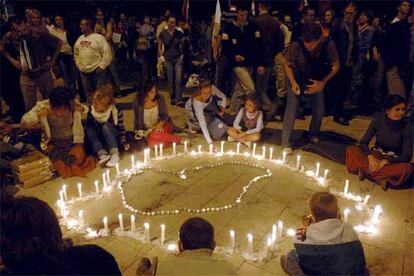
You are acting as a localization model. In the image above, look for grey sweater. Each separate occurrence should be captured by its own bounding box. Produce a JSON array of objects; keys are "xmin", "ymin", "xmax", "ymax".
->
[{"xmin": 133, "ymin": 94, "xmax": 170, "ymax": 130}]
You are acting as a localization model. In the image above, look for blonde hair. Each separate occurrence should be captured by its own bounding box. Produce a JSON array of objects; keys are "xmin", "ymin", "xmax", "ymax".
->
[
  {"xmin": 309, "ymin": 192, "xmax": 339, "ymax": 221},
  {"xmin": 92, "ymin": 84, "xmax": 115, "ymax": 107}
]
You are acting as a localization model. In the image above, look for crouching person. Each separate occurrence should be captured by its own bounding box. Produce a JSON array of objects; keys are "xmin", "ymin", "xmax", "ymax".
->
[
  {"xmin": 280, "ymin": 192, "xmax": 366, "ymax": 275},
  {"xmin": 21, "ymin": 87, "xmax": 95, "ymax": 178}
]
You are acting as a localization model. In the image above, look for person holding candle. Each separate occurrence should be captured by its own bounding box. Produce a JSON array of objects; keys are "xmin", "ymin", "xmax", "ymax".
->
[
  {"xmin": 133, "ymin": 80, "xmax": 188, "ymax": 148},
  {"xmin": 345, "ymin": 95, "xmax": 413, "ymax": 190},
  {"xmin": 227, "ymin": 95, "xmax": 264, "ymax": 148},
  {"xmin": 280, "ymin": 192, "xmax": 366, "ymax": 275},
  {"xmin": 185, "ymin": 79, "xmax": 229, "ymax": 145},
  {"xmin": 1, "ymin": 195, "xmax": 121, "ymax": 275},
  {"xmin": 136, "ymin": 217, "xmax": 236, "ymax": 275},
  {"xmin": 21, "ymin": 87, "xmax": 95, "ymax": 178},
  {"xmin": 85, "ymin": 84, "xmax": 129, "ymax": 168}
]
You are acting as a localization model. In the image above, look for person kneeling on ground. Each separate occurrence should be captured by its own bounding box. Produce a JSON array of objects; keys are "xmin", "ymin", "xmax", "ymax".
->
[
  {"xmin": 86, "ymin": 84, "xmax": 130, "ymax": 167},
  {"xmin": 0, "ymin": 194, "xmax": 121, "ymax": 275},
  {"xmin": 185, "ymin": 79, "xmax": 229, "ymax": 145},
  {"xmin": 136, "ymin": 217, "xmax": 236, "ymax": 275},
  {"xmin": 21, "ymin": 87, "xmax": 95, "ymax": 178},
  {"xmin": 280, "ymin": 192, "xmax": 366, "ymax": 275},
  {"xmin": 346, "ymin": 95, "xmax": 413, "ymax": 191},
  {"xmin": 227, "ymin": 95, "xmax": 264, "ymax": 147},
  {"xmin": 133, "ymin": 80, "xmax": 188, "ymax": 148}
]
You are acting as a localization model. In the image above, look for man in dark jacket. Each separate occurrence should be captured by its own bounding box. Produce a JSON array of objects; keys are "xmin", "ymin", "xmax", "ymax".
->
[{"xmin": 221, "ymin": 4, "xmax": 265, "ymax": 114}]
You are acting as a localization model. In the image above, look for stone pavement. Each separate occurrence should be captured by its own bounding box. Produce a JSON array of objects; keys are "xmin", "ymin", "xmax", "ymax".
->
[{"xmin": 16, "ymin": 90, "xmax": 413, "ymax": 275}]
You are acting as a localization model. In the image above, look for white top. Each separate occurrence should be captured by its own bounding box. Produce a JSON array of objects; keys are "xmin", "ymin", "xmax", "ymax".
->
[
  {"xmin": 49, "ymin": 27, "xmax": 72, "ymax": 55},
  {"xmin": 233, "ymin": 108, "xmax": 263, "ymax": 134},
  {"xmin": 143, "ymin": 105, "xmax": 159, "ymax": 129},
  {"xmin": 280, "ymin": 24, "xmax": 292, "ymax": 48},
  {"xmin": 74, "ymin": 33, "xmax": 112, "ymax": 73}
]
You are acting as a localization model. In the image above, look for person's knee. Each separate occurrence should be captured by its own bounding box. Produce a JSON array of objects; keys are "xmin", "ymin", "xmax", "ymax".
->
[
  {"xmin": 101, "ymin": 123, "xmax": 115, "ymax": 134},
  {"xmin": 70, "ymin": 144, "xmax": 86, "ymax": 162},
  {"xmin": 399, "ymin": 163, "xmax": 413, "ymax": 176}
]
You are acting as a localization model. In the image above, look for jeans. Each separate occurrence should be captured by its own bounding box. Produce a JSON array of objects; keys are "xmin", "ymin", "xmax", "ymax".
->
[
  {"xmin": 58, "ymin": 53, "xmax": 77, "ymax": 92},
  {"xmin": 230, "ymin": 67, "xmax": 255, "ymax": 114},
  {"xmin": 20, "ymin": 70, "xmax": 54, "ymax": 111},
  {"xmin": 164, "ymin": 56, "xmax": 183, "ymax": 103},
  {"xmin": 86, "ymin": 122, "xmax": 119, "ymax": 156},
  {"xmin": 79, "ymin": 68, "xmax": 108, "ymax": 103},
  {"xmin": 282, "ymin": 83, "xmax": 325, "ymax": 147},
  {"xmin": 255, "ymin": 66, "xmax": 276, "ymax": 118}
]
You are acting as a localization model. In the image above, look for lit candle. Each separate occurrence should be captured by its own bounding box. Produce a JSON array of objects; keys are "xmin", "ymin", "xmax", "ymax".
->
[
  {"xmin": 323, "ymin": 169, "xmax": 329, "ymax": 181},
  {"xmin": 221, "ymin": 141, "xmax": 225, "ymax": 154},
  {"xmin": 106, "ymin": 170, "xmax": 110, "ymax": 185},
  {"xmin": 160, "ymin": 224, "xmax": 166, "ymax": 246},
  {"xmin": 315, "ymin": 162, "xmax": 320, "ymax": 178},
  {"xmin": 131, "ymin": 155, "xmax": 135, "ymax": 170},
  {"xmin": 344, "ymin": 180, "xmax": 349, "ymax": 195},
  {"xmin": 57, "ymin": 200, "xmax": 65, "ymax": 217},
  {"xmin": 277, "ymin": 220, "xmax": 283, "ymax": 238},
  {"xmin": 272, "ymin": 224, "xmax": 277, "ymax": 244},
  {"xmin": 230, "ymin": 230, "xmax": 235, "ymax": 252},
  {"xmin": 266, "ymin": 237, "xmax": 272, "ymax": 259},
  {"xmin": 252, "ymin": 143, "xmax": 256, "ymax": 157},
  {"xmin": 160, "ymin": 144, "xmax": 163, "ymax": 158},
  {"xmin": 262, "ymin": 146, "xmax": 266, "ymax": 159},
  {"xmin": 78, "ymin": 210, "xmax": 84, "ymax": 228},
  {"xmin": 116, "ymin": 163, "xmax": 120, "ymax": 176},
  {"xmin": 62, "ymin": 184, "xmax": 68, "ymax": 201},
  {"xmin": 130, "ymin": 215, "xmax": 136, "ymax": 232},
  {"xmin": 344, "ymin": 208, "xmax": 350, "ymax": 223},
  {"xmin": 184, "ymin": 141, "xmax": 188, "ymax": 153},
  {"xmin": 173, "ymin": 142, "xmax": 176, "ymax": 156},
  {"xmin": 296, "ymin": 155, "xmax": 301, "ymax": 170},
  {"xmin": 102, "ymin": 173, "xmax": 107, "ymax": 188},
  {"xmin": 77, "ymin": 183, "xmax": 83, "ymax": 198},
  {"xmin": 286, "ymin": 228, "xmax": 296, "ymax": 236},
  {"xmin": 144, "ymin": 222, "xmax": 150, "ymax": 242},
  {"xmin": 247, "ymin": 233, "xmax": 253, "ymax": 254},
  {"xmin": 372, "ymin": 205, "xmax": 383, "ymax": 224},
  {"xmin": 269, "ymin": 147, "xmax": 273, "ymax": 160},
  {"xmin": 59, "ymin": 190, "xmax": 64, "ymax": 203},
  {"xmin": 147, "ymin": 148, "xmax": 151, "ymax": 161},
  {"xmin": 237, "ymin": 142, "xmax": 241, "ymax": 154},
  {"xmin": 198, "ymin": 145, "xmax": 202, "ymax": 154},
  {"xmin": 103, "ymin": 216, "xmax": 109, "ymax": 232},
  {"xmin": 209, "ymin": 144, "xmax": 213, "ymax": 154},
  {"xmin": 144, "ymin": 149, "xmax": 148, "ymax": 164},
  {"xmin": 155, "ymin": 145, "xmax": 158, "ymax": 158},
  {"xmin": 118, "ymin": 213, "xmax": 124, "ymax": 232},
  {"xmin": 363, "ymin": 195, "xmax": 370, "ymax": 206},
  {"xmin": 94, "ymin": 180, "xmax": 99, "ymax": 194},
  {"xmin": 282, "ymin": 151, "xmax": 287, "ymax": 164}
]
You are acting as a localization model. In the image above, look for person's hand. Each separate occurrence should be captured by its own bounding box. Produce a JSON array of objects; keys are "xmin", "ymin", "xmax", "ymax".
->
[
  {"xmin": 296, "ymin": 227, "xmax": 307, "ymax": 242},
  {"xmin": 124, "ymin": 143, "xmax": 130, "ymax": 151},
  {"xmin": 368, "ymin": 154, "xmax": 381, "ymax": 173},
  {"xmin": 291, "ymin": 81, "xmax": 301, "ymax": 95},
  {"xmin": 153, "ymin": 124, "xmax": 165, "ymax": 134},
  {"xmin": 235, "ymin": 55, "xmax": 245, "ymax": 62},
  {"xmin": 257, "ymin": 66, "xmax": 265, "ymax": 75},
  {"xmin": 305, "ymin": 79, "xmax": 325, "ymax": 94}
]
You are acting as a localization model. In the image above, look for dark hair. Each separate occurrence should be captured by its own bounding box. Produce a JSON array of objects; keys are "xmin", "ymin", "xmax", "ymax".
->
[
  {"xmin": 137, "ymin": 80, "xmax": 158, "ymax": 105},
  {"xmin": 384, "ymin": 95, "xmax": 407, "ymax": 110},
  {"xmin": 236, "ymin": 1, "xmax": 250, "ymax": 12},
  {"xmin": 49, "ymin": 87, "xmax": 75, "ymax": 110},
  {"xmin": 303, "ymin": 6, "xmax": 316, "ymax": 16},
  {"xmin": 309, "ymin": 192, "xmax": 339, "ymax": 221},
  {"xmin": 359, "ymin": 10, "xmax": 373, "ymax": 24},
  {"xmin": 179, "ymin": 217, "xmax": 215, "ymax": 250},
  {"xmin": 301, "ymin": 22, "xmax": 322, "ymax": 42},
  {"xmin": 1, "ymin": 196, "xmax": 69, "ymax": 271},
  {"xmin": 80, "ymin": 15, "xmax": 95, "ymax": 27},
  {"xmin": 167, "ymin": 14, "xmax": 177, "ymax": 22}
]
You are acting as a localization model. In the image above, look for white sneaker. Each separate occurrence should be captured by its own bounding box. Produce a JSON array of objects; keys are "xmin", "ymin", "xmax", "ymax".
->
[
  {"xmin": 106, "ymin": 154, "xmax": 120, "ymax": 168},
  {"xmin": 98, "ymin": 154, "xmax": 111, "ymax": 164},
  {"xmin": 227, "ymin": 136, "xmax": 235, "ymax": 142},
  {"xmin": 282, "ymin": 147, "xmax": 293, "ymax": 155}
]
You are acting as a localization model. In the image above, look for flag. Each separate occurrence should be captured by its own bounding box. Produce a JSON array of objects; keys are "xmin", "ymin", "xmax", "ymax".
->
[
  {"xmin": 212, "ymin": 0, "xmax": 221, "ymax": 59},
  {"xmin": 251, "ymin": 0, "xmax": 255, "ymax": 16},
  {"xmin": 182, "ymin": 0, "xmax": 189, "ymax": 22}
]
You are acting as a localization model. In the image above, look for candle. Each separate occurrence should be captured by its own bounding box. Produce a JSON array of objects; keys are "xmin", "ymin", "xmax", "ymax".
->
[
  {"xmin": 236, "ymin": 142, "xmax": 241, "ymax": 154},
  {"xmin": 131, "ymin": 155, "xmax": 135, "ymax": 170},
  {"xmin": 59, "ymin": 190, "xmax": 64, "ymax": 203},
  {"xmin": 344, "ymin": 180, "xmax": 349, "ymax": 195},
  {"xmin": 116, "ymin": 163, "xmax": 120, "ymax": 176},
  {"xmin": 144, "ymin": 222, "xmax": 150, "ymax": 242},
  {"xmin": 277, "ymin": 220, "xmax": 283, "ymax": 238},
  {"xmin": 94, "ymin": 180, "xmax": 99, "ymax": 194},
  {"xmin": 147, "ymin": 148, "xmax": 151, "ymax": 161},
  {"xmin": 160, "ymin": 224, "xmax": 166, "ymax": 246},
  {"xmin": 315, "ymin": 162, "xmax": 320, "ymax": 178},
  {"xmin": 282, "ymin": 151, "xmax": 287, "ymax": 164},
  {"xmin": 160, "ymin": 144, "xmax": 163, "ymax": 158},
  {"xmin": 343, "ymin": 208, "xmax": 350, "ymax": 223},
  {"xmin": 62, "ymin": 184, "xmax": 68, "ymax": 200},
  {"xmin": 230, "ymin": 230, "xmax": 235, "ymax": 252},
  {"xmin": 118, "ymin": 213, "xmax": 124, "ymax": 232},
  {"xmin": 221, "ymin": 141, "xmax": 225, "ymax": 153},
  {"xmin": 266, "ymin": 237, "xmax": 272, "ymax": 259},
  {"xmin": 103, "ymin": 216, "xmax": 109, "ymax": 232},
  {"xmin": 252, "ymin": 143, "xmax": 256, "ymax": 157},
  {"xmin": 262, "ymin": 146, "xmax": 266, "ymax": 159},
  {"xmin": 323, "ymin": 169, "xmax": 329, "ymax": 181},
  {"xmin": 363, "ymin": 195, "xmax": 370, "ymax": 206},
  {"xmin": 106, "ymin": 170, "xmax": 110, "ymax": 185},
  {"xmin": 296, "ymin": 155, "xmax": 301, "ymax": 170},
  {"xmin": 130, "ymin": 215, "xmax": 136, "ymax": 232},
  {"xmin": 144, "ymin": 149, "xmax": 148, "ymax": 164},
  {"xmin": 269, "ymin": 147, "xmax": 273, "ymax": 160},
  {"xmin": 372, "ymin": 205, "xmax": 383, "ymax": 224},
  {"xmin": 57, "ymin": 200, "xmax": 65, "ymax": 217},
  {"xmin": 209, "ymin": 144, "xmax": 213, "ymax": 154},
  {"xmin": 286, "ymin": 228, "xmax": 296, "ymax": 236},
  {"xmin": 184, "ymin": 141, "xmax": 188, "ymax": 153},
  {"xmin": 272, "ymin": 224, "xmax": 277, "ymax": 244},
  {"xmin": 155, "ymin": 145, "xmax": 158, "ymax": 158},
  {"xmin": 173, "ymin": 142, "xmax": 176, "ymax": 156},
  {"xmin": 102, "ymin": 173, "xmax": 107, "ymax": 188},
  {"xmin": 247, "ymin": 233, "xmax": 253, "ymax": 254},
  {"xmin": 77, "ymin": 183, "xmax": 83, "ymax": 198},
  {"xmin": 78, "ymin": 210, "xmax": 84, "ymax": 228},
  {"xmin": 198, "ymin": 145, "xmax": 202, "ymax": 154}
]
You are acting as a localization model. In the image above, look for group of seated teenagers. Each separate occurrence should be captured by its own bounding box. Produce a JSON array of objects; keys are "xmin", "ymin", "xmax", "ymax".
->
[{"xmin": 1, "ymin": 191, "xmax": 367, "ymax": 275}]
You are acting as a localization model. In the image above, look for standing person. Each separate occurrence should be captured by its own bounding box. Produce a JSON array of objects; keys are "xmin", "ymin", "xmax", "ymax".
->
[
  {"xmin": 158, "ymin": 14, "xmax": 185, "ymax": 107},
  {"xmin": 49, "ymin": 14, "xmax": 77, "ymax": 92},
  {"xmin": 281, "ymin": 23, "xmax": 340, "ymax": 153},
  {"xmin": 126, "ymin": 16, "xmax": 137, "ymax": 65},
  {"xmin": 346, "ymin": 95, "xmax": 413, "ymax": 190},
  {"xmin": 1, "ymin": 17, "xmax": 61, "ymax": 111},
  {"xmin": 221, "ymin": 4, "xmax": 265, "ymax": 115},
  {"xmin": 291, "ymin": 7, "xmax": 316, "ymax": 42},
  {"xmin": 138, "ymin": 15, "xmax": 156, "ymax": 80},
  {"xmin": 254, "ymin": 0, "xmax": 283, "ymax": 121},
  {"xmin": 382, "ymin": 0, "xmax": 412, "ymax": 99},
  {"xmin": 74, "ymin": 16, "xmax": 112, "ymax": 102}
]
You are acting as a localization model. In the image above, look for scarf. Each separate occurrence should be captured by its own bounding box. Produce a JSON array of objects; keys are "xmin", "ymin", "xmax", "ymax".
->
[{"xmin": 91, "ymin": 105, "xmax": 118, "ymax": 125}]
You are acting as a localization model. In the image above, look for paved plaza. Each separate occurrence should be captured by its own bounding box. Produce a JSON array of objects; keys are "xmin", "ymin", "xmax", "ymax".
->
[{"xmin": 16, "ymin": 90, "xmax": 413, "ymax": 275}]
